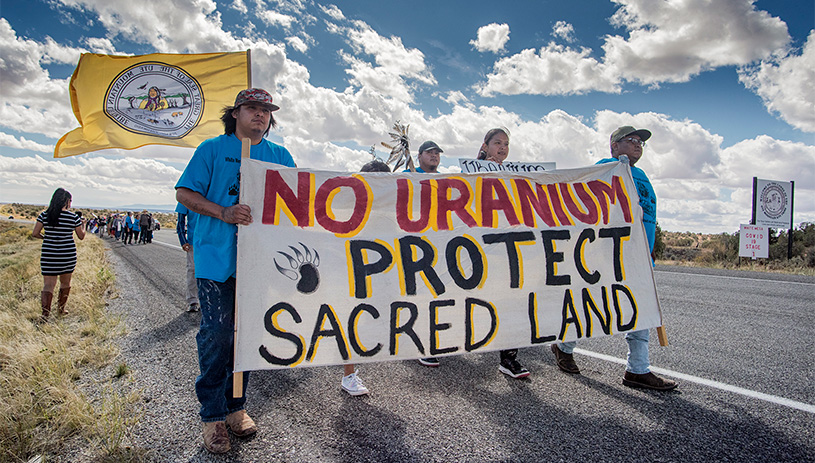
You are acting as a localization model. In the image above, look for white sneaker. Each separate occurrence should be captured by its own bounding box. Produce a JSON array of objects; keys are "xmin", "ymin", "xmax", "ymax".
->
[{"xmin": 341, "ymin": 371, "xmax": 369, "ymax": 396}]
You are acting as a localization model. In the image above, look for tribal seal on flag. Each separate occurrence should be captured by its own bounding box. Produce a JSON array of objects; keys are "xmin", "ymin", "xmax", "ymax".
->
[{"xmin": 104, "ymin": 62, "xmax": 204, "ymax": 139}]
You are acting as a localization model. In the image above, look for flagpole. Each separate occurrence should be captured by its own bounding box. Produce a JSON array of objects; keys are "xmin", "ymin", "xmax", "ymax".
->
[{"xmin": 246, "ymin": 49, "xmax": 252, "ymax": 87}]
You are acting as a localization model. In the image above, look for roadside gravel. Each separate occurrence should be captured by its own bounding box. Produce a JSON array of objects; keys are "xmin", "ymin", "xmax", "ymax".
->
[{"xmin": 54, "ymin": 231, "xmax": 815, "ymax": 462}]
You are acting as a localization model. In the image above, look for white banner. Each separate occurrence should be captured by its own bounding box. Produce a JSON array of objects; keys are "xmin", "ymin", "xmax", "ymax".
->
[
  {"xmin": 755, "ymin": 178, "xmax": 793, "ymax": 228},
  {"xmin": 739, "ymin": 224, "xmax": 769, "ymax": 258},
  {"xmin": 235, "ymin": 160, "xmax": 662, "ymax": 371}
]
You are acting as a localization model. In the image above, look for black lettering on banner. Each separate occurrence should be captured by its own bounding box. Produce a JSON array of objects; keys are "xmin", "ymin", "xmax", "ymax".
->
[
  {"xmin": 349, "ymin": 240, "xmax": 393, "ymax": 298},
  {"xmin": 398, "ymin": 236, "xmax": 445, "ymax": 296},
  {"xmin": 528, "ymin": 292, "xmax": 556, "ymax": 344},
  {"xmin": 259, "ymin": 302, "xmax": 304, "ymax": 366},
  {"xmin": 429, "ymin": 299, "xmax": 459, "ymax": 356},
  {"xmin": 482, "ymin": 231, "xmax": 536, "ymax": 288},
  {"xmin": 541, "ymin": 230, "xmax": 571, "ymax": 286},
  {"xmin": 582, "ymin": 286, "xmax": 612, "ymax": 337},
  {"xmin": 612, "ymin": 284, "xmax": 638, "ymax": 332},
  {"xmin": 306, "ymin": 304, "xmax": 349, "ymax": 362},
  {"xmin": 558, "ymin": 289, "xmax": 583, "ymax": 340},
  {"xmin": 348, "ymin": 303, "xmax": 383, "ymax": 357},
  {"xmin": 574, "ymin": 228, "xmax": 601, "ymax": 284},
  {"xmin": 598, "ymin": 227, "xmax": 631, "ymax": 282},
  {"xmin": 390, "ymin": 301, "xmax": 424, "ymax": 355},
  {"xmin": 446, "ymin": 236, "xmax": 485, "ymax": 290},
  {"xmin": 465, "ymin": 297, "xmax": 498, "ymax": 351}
]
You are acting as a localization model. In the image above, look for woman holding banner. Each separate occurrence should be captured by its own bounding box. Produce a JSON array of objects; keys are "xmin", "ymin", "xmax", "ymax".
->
[{"xmin": 476, "ymin": 127, "xmax": 530, "ymax": 379}]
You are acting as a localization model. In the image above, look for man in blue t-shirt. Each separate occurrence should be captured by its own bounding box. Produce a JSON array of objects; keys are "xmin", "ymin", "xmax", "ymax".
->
[
  {"xmin": 411, "ymin": 140, "xmax": 442, "ymax": 173},
  {"xmin": 175, "ymin": 202, "xmax": 199, "ymax": 312},
  {"xmin": 175, "ymin": 88, "xmax": 296, "ymax": 454},
  {"xmin": 551, "ymin": 126, "xmax": 678, "ymax": 391}
]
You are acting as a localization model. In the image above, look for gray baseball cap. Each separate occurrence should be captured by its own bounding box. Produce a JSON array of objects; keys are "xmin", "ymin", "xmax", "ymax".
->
[
  {"xmin": 418, "ymin": 140, "xmax": 443, "ymax": 153},
  {"xmin": 610, "ymin": 126, "xmax": 651, "ymax": 144}
]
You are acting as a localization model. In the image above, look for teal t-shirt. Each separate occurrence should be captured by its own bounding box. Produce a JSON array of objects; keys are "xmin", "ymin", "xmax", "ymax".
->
[
  {"xmin": 175, "ymin": 134, "xmax": 296, "ymax": 282},
  {"xmin": 597, "ymin": 157, "xmax": 656, "ymax": 252}
]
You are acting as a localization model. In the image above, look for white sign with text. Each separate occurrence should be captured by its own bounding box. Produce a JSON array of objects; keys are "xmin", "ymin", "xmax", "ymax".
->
[
  {"xmin": 739, "ymin": 224, "xmax": 769, "ymax": 259},
  {"xmin": 459, "ymin": 159, "xmax": 556, "ymax": 174}
]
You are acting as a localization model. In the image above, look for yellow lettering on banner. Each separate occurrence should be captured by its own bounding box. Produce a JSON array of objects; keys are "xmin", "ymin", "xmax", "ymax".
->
[
  {"xmin": 260, "ymin": 303, "xmax": 306, "ymax": 367},
  {"xmin": 581, "ymin": 287, "xmax": 610, "ymax": 337},
  {"xmin": 430, "ymin": 300, "xmax": 459, "ymax": 356},
  {"xmin": 348, "ymin": 303, "xmax": 383, "ymax": 357},
  {"xmin": 558, "ymin": 289, "xmax": 583, "ymax": 340},
  {"xmin": 527, "ymin": 292, "xmax": 557, "ymax": 344},
  {"xmin": 346, "ymin": 239, "xmax": 396, "ymax": 298},
  {"xmin": 466, "ymin": 298, "xmax": 499, "ymax": 351},
  {"xmin": 445, "ymin": 235, "xmax": 489, "ymax": 289},
  {"xmin": 306, "ymin": 304, "xmax": 350, "ymax": 363}
]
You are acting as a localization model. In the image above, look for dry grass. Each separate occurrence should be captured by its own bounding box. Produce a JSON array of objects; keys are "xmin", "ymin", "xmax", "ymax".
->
[{"xmin": 0, "ymin": 222, "xmax": 147, "ymax": 462}]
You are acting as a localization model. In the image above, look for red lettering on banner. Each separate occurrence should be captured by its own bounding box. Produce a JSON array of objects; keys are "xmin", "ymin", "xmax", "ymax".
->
[
  {"xmin": 546, "ymin": 183, "xmax": 574, "ymax": 226},
  {"xmin": 587, "ymin": 177, "xmax": 632, "ymax": 225},
  {"xmin": 315, "ymin": 176, "xmax": 370, "ymax": 235},
  {"xmin": 479, "ymin": 178, "xmax": 520, "ymax": 228},
  {"xmin": 560, "ymin": 182, "xmax": 600, "ymax": 225},
  {"xmin": 396, "ymin": 179, "xmax": 432, "ymax": 233},
  {"xmin": 513, "ymin": 179, "xmax": 557, "ymax": 228},
  {"xmin": 263, "ymin": 170, "xmax": 313, "ymax": 226},
  {"xmin": 436, "ymin": 178, "xmax": 477, "ymax": 230}
]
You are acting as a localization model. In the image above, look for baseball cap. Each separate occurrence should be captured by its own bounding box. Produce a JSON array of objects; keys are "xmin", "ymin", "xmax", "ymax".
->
[
  {"xmin": 610, "ymin": 126, "xmax": 651, "ymax": 144},
  {"xmin": 418, "ymin": 140, "xmax": 443, "ymax": 153},
  {"xmin": 234, "ymin": 88, "xmax": 280, "ymax": 111}
]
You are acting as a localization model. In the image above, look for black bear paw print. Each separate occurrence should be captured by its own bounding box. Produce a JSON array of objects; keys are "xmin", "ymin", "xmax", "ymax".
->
[{"xmin": 274, "ymin": 242, "xmax": 320, "ymax": 294}]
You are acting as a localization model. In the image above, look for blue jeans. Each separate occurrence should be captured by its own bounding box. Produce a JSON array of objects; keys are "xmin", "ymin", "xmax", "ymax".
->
[
  {"xmin": 195, "ymin": 278, "xmax": 250, "ymax": 422},
  {"xmin": 557, "ymin": 329, "xmax": 651, "ymax": 374}
]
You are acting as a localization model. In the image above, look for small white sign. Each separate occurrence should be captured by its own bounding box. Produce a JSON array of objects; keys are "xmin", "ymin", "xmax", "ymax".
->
[
  {"xmin": 754, "ymin": 179, "xmax": 792, "ymax": 228},
  {"xmin": 459, "ymin": 158, "xmax": 556, "ymax": 173},
  {"xmin": 739, "ymin": 224, "xmax": 769, "ymax": 259}
]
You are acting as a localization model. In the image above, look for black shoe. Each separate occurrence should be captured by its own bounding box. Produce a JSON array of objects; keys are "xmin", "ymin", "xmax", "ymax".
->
[
  {"xmin": 551, "ymin": 344, "xmax": 580, "ymax": 374},
  {"xmin": 623, "ymin": 371, "xmax": 678, "ymax": 391},
  {"xmin": 499, "ymin": 357, "xmax": 530, "ymax": 379},
  {"xmin": 418, "ymin": 357, "xmax": 440, "ymax": 367},
  {"xmin": 187, "ymin": 303, "xmax": 200, "ymax": 313}
]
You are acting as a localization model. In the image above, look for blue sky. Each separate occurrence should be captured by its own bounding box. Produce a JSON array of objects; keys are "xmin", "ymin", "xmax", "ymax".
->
[{"xmin": 0, "ymin": 0, "xmax": 813, "ymax": 233}]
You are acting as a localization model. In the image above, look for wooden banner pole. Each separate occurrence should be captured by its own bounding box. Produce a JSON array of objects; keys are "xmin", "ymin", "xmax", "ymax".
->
[
  {"xmin": 233, "ymin": 137, "xmax": 251, "ymax": 398},
  {"xmin": 657, "ymin": 326, "xmax": 668, "ymax": 346}
]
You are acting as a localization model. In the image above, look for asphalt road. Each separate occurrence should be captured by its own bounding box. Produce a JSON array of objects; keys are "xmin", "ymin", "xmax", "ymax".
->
[{"xmin": 95, "ymin": 229, "xmax": 814, "ymax": 462}]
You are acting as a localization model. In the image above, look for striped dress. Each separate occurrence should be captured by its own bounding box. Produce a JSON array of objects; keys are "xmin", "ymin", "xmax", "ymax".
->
[{"xmin": 37, "ymin": 210, "xmax": 81, "ymax": 276}]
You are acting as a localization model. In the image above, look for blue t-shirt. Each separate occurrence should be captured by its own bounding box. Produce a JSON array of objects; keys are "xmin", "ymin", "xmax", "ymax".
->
[
  {"xmin": 175, "ymin": 134, "xmax": 296, "ymax": 282},
  {"xmin": 597, "ymin": 157, "xmax": 656, "ymax": 252},
  {"xmin": 175, "ymin": 203, "xmax": 195, "ymax": 246},
  {"xmin": 403, "ymin": 167, "xmax": 427, "ymax": 173}
]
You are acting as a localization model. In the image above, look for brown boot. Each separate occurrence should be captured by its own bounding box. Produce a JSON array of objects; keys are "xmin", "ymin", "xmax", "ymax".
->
[
  {"xmin": 57, "ymin": 287, "xmax": 71, "ymax": 315},
  {"xmin": 225, "ymin": 410, "xmax": 257, "ymax": 437},
  {"xmin": 41, "ymin": 291, "xmax": 53, "ymax": 321},
  {"xmin": 202, "ymin": 421, "xmax": 230, "ymax": 454}
]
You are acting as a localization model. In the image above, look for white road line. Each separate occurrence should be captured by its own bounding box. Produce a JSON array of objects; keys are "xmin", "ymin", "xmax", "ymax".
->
[
  {"xmin": 152, "ymin": 240, "xmax": 182, "ymax": 251},
  {"xmin": 574, "ymin": 348, "xmax": 815, "ymax": 414},
  {"xmin": 654, "ymin": 270, "xmax": 815, "ymax": 286}
]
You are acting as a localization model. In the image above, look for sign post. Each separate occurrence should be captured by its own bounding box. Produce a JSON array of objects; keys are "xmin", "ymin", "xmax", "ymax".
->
[{"xmin": 752, "ymin": 177, "xmax": 794, "ymax": 259}]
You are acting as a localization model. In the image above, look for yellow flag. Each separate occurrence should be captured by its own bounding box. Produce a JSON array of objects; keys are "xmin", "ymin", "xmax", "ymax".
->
[{"xmin": 55, "ymin": 51, "xmax": 250, "ymax": 158}]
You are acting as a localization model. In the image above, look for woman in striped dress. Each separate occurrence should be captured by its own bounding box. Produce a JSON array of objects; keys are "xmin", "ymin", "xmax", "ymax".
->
[{"xmin": 32, "ymin": 188, "xmax": 86, "ymax": 321}]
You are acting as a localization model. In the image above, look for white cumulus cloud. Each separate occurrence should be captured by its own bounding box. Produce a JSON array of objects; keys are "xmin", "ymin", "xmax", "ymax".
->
[
  {"xmin": 478, "ymin": 0, "xmax": 790, "ymax": 96},
  {"xmin": 470, "ymin": 23, "xmax": 510, "ymax": 53},
  {"xmin": 738, "ymin": 30, "xmax": 815, "ymax": 133},
  {"xmin": 552, "ymin": 21, "xmax": 575, "ymax": 43}
]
